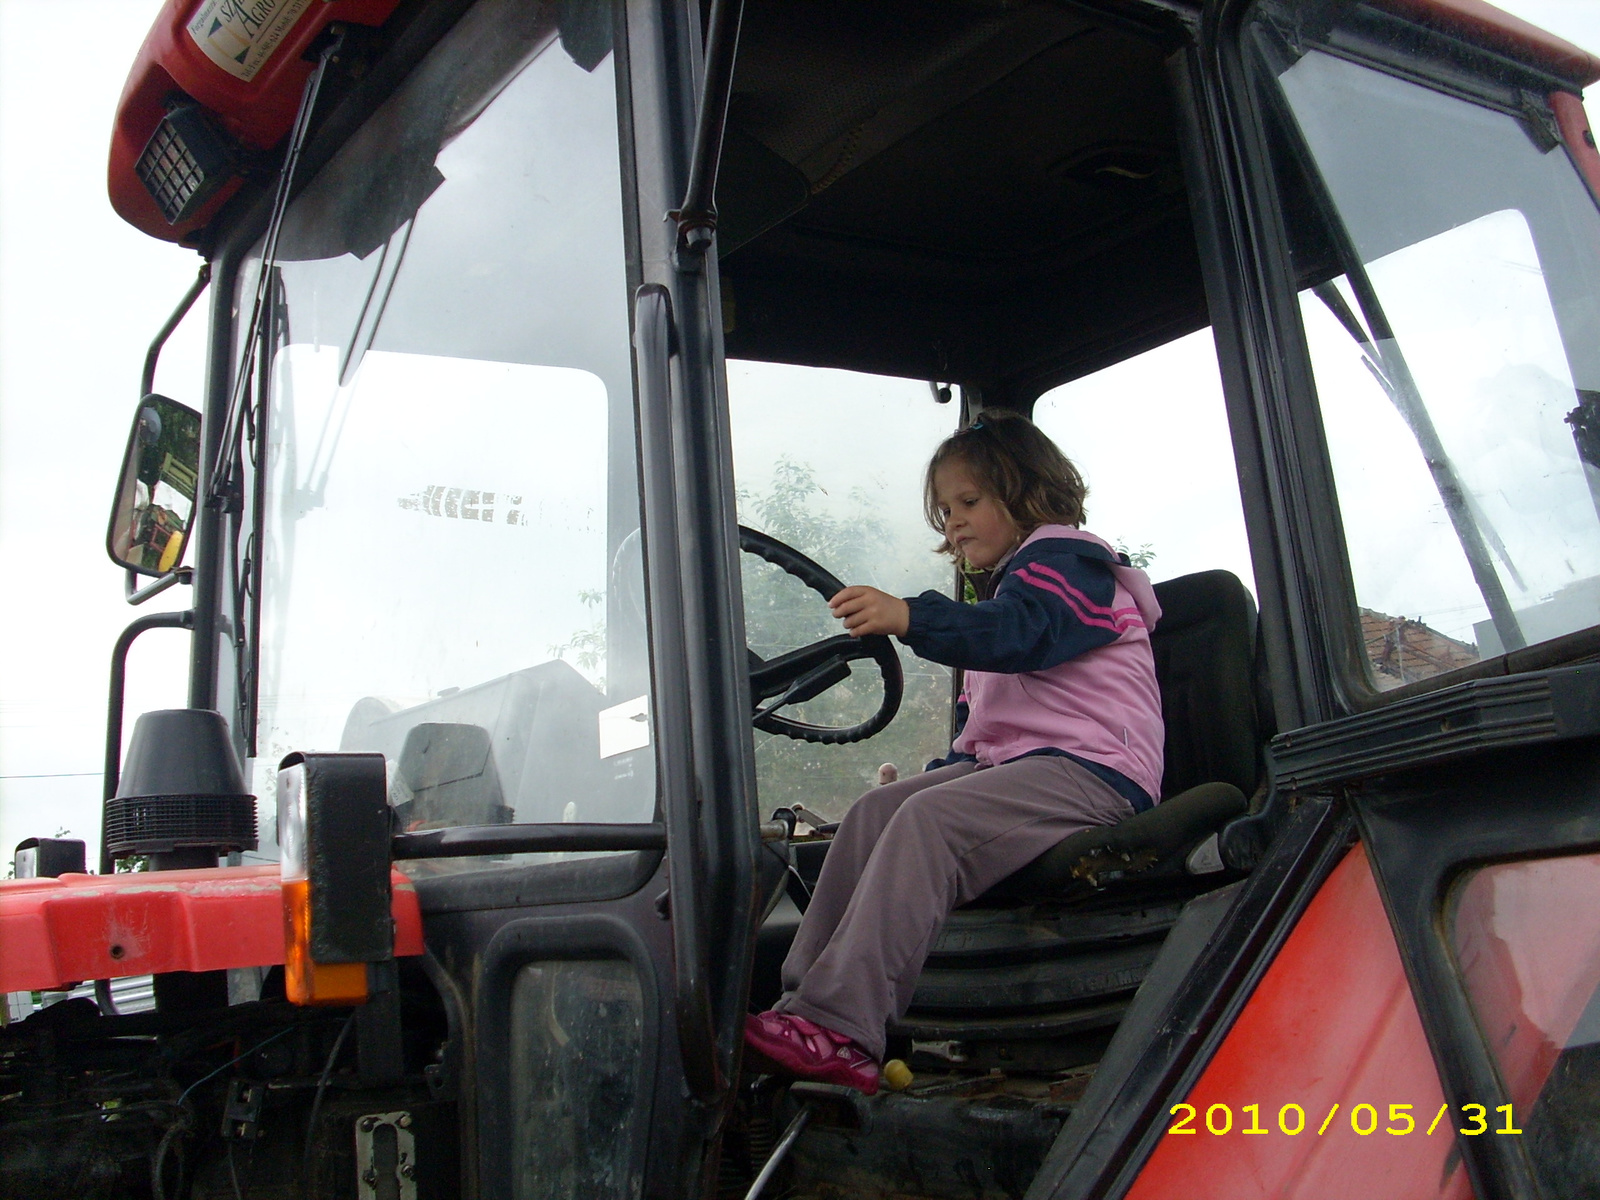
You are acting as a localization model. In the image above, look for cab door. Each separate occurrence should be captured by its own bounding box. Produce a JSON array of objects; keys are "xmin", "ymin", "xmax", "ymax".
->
[
  {"xmin": 208, "ymin": 1, "xmax": 760, "ymax": 1195},
  {"xmin": 1106, "ymin": 2, "xmax": 1600, "ymax": 1197}
]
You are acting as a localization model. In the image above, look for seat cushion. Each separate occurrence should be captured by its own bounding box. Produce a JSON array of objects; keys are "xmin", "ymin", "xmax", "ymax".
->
[{"xmin": 980, "ymin": 781, "xmax": 1248, "ymax": 902}]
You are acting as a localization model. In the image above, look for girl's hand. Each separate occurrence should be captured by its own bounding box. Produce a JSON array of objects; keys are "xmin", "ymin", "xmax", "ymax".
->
[{"xmin": 829, "ymin": 586, "xmax": 910, "ymax": 638}]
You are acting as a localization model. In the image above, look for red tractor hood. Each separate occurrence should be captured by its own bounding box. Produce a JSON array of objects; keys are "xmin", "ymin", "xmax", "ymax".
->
[{"xmin": 0, "ymin": 864, "xmax": 424, "ymax": 994}]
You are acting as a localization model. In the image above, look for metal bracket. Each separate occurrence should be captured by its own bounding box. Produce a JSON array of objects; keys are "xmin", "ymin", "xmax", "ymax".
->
[
  {"xmin": 220, "ymin": 1078, "xmax": 266, "ymax": 1139},
  {"xmin": 671, "ymin": 0, "xmax": 746, "ymax": 263},
  {"xmin": 911, "ymin": 1039, "xmax": 968, "ymax": 1064},
  {"xmin": 1519, "ymin": 88, "xmax": 1562, "ymax": 153},
  {"xmin": 355, "ymin": 1111, "xmax": 416, "ymax": 1200},
  {"xmin": 125, "ymin": 565, "xmax": 194, "ymax": 606}
]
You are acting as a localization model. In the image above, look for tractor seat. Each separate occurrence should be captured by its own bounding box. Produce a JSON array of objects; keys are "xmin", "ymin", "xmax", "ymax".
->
[
  {"xmin": 389, "ymin": 721, "xmax": 514, "ymax": 829},
  {"xmin": 890, "ymin": 570, "xmax": 1271, "ymax": 1053},
  {"xmin": 749, "ymin": 571, "xmax": 1273, "ymax": 1049},
  {"xmin": 975, "ymin": 567, "xmax": 1268, "ymax": 904},
  {"xmin": 977, "ymin": 779, "xmax": 1246, "ymax": 902}
]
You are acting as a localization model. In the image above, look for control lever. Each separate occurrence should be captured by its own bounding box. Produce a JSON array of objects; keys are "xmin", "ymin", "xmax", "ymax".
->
[{"xmin": 752, "ymin": 658, "xmax": 851, "ymax": 722}]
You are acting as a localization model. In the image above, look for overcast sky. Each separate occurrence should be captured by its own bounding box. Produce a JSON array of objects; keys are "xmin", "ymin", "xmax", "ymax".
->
[{"xmin": 1, "ymin": 0, "xmax": 1597, "ymax": 867}]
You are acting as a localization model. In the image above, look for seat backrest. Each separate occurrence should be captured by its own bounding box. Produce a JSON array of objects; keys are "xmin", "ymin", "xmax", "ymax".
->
[
  {"xmin": 1149, "ymin": 570, "xmax": 1263, "ymax": 799},
  {"xmin": 393, "ymin": 721, "xmax": 511, "ymax": 827}
]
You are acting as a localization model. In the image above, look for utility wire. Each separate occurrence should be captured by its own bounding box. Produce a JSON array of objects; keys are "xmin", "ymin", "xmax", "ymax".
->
[{"xmin": 0, "ymin": 772, "xmax": 101, "ymax": 780}]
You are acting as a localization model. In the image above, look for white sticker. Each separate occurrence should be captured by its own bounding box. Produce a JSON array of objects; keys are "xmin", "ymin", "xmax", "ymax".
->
[
  {"xmin": 187, "ymin": 0, "xmax": 316, "ymax": 82},
  {"xmin": 597, "ymin": 695, "xmax": 651, "ymax": 760}
]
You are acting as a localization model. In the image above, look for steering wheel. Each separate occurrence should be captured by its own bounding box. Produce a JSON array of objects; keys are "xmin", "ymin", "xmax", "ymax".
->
[{"xmin": 740, "ymin": 525, "xmax": 904, "ymax": 744}]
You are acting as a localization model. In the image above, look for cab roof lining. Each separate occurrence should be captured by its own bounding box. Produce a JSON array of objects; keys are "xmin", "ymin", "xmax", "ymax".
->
[{"xmin": 717, "ymin": 0, "xmax": 1207, "ymax": 401}]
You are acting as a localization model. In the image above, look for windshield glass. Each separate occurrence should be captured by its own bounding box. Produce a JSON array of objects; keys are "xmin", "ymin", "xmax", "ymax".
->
[
  {"xmin": 1249, "ymin": 4, "xmax": 1600, "ymax": 688},
  {"xmin": 728, "ymin": 363, "xmax": 958, "ymax": 821},
  {"xmin": 237, "ymin": 0, "xmax": 648, "ymax": 864},
  {"xmin": 1033, "ymin": 327, "xmax": 1254, "ymax": 595}
]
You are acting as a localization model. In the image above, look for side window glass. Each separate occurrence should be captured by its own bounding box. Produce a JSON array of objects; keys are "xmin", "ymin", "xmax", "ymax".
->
[
  {"xmin": 1248, "ymin": 9, "xmax": 1600, "ymax": 690},
  {"xmin": 1032, "ymin": 328, "xmax": 1254, "ymax": 594},
  {"xmin": 1298, "ymin": 215, "xmax": 1591, "ymax": 682},
  {"xmin": 1451, "ymin": 853, "xmax": 1600, "ymax": 1194},
  {"xmin": 727, "ymin": 363, "xmax": 957, "ymax": 819},
  {"xmin": 244, "ymin": 0, "xmax": 647, "ymax": 867}
]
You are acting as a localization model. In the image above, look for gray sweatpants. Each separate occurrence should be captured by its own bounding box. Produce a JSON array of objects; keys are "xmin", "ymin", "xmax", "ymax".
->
[{"xmin": 773, "ymin": 756, "xmax": 1135, "ymax": 1060}]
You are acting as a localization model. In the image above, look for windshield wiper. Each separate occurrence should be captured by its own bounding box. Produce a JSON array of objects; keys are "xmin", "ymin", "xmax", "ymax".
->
[
  {"xmin": 1276, "ymin": 107, "xmax": 1527, "ymax": 652},
  {"xmin": 1312, "ymin": 278, "xmax": 1527, "ymax": 600},
  {"xmin": 206, "ymin": 28, "xmax": 347, "ymax": 507}
]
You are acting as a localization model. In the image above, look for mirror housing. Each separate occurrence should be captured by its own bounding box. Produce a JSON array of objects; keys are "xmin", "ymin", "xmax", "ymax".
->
[{"xmin": 106, "ymin": 394, "xmax": 202, "ymax": 577}]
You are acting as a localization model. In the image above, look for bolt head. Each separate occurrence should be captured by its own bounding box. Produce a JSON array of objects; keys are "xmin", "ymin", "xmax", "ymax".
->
[
  {"xmin": 397, "ymin": 1112, "xmax": 412, "ymax": 1128},
  {"xmin": 360, "ymin": 1116, "xmax": 379, "ymax": 1131}
]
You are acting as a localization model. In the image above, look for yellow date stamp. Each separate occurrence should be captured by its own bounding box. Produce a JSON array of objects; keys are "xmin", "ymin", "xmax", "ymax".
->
[{"xmin": 1167, "ymin": 1102, "xmax": 1522, "ymax": 1137}]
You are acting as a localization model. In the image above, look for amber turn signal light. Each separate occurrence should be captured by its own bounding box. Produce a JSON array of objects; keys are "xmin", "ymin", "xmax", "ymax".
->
[{"xmin": 278, "ymin": 752, "xmax": 393, "ymax": 1006}]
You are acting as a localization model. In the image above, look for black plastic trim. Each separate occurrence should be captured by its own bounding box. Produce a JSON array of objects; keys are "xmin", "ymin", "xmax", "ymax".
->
[
  {"xmin": 473, "ymin": 913, "xmax": 661, "ymax": 1200},
  {"xmin": 1327, "ymin": 3, "xmax": 1587, "ymax": 99},
  {"xmin": 632, "ymin": 0, "xmax": 770, "ymax": 1176},
  {"xmin": 1272, "ymin": 662, "xmax": 1600, "ymax": 790},
  {"xmin": 1168, "ymin": 28, "xmax": 1342, "ymax": 732},
  {"xmin": 634, "ymin": 282, "xmax": 722, "ymax": 1103},
  {"xmin": 409, "ymin": 848, "xmax": 663, "ymax": 915},
  {"xmin": 287, "ymin": 751, "xmax": 393, "ymax": 963},
  {"xmin": 393, "ymin": 821, "xmax": 667, "ymax": 859}
]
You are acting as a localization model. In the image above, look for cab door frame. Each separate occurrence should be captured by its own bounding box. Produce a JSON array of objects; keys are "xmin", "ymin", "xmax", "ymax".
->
[
  {"xmin": 186, "ymin": 0, "xmax": 766, "ymax": 1193},
  {"xmin": 624, "ymin": 0, "xmax": 768, "ymax": 1116},
  {"xmin": 1189, "ymin": 1, "xmax": 1600, "ymax": 1197},
  {"xmin": 1027, "ymin": 0, "xmax": 1600, "ymax": 1194}
]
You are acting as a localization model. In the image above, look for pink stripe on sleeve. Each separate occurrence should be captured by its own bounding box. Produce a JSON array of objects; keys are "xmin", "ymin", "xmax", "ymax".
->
[
  {"xmin": 1016, "ymin": 565, "xmax": 1132, "ymax": 633},
  {"xmin": 1026, "ymin": 560, "xmax": 1122, "ymax": 618}
]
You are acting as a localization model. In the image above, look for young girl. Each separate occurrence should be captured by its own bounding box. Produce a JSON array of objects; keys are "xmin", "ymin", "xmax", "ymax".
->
[{"xmin": 744, "ymin": 410, "xmax": 1164, "ymax": 1093}]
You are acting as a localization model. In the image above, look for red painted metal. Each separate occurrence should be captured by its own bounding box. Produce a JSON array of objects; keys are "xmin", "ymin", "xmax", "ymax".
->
[
  {"xmin": 0, "ymin": 865, "xmax": 424, "ymax": 993},
  {"xmin": 1377, "ymin": 0, "xmax": 1600, "ymax": 86},
  {"xmin": 1126, "ymin": 845, "xmax": 1473, "ymax": 1200},
  {"xmin": 106, "ymin": 0, "xmax": 1598, "ymax": 246},
  {"xmin": 1551, "ymin": 92, "xmax": 1600, "ymax": 204},
  {"xmin": 108, "ymin": 0, "xmax": 402, "ymax": 243}
]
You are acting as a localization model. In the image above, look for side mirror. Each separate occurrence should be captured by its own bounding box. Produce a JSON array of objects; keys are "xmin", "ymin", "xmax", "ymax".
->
[{"xmin": 106, "ymin": 395, "xmax": 202, "ymax": 576}]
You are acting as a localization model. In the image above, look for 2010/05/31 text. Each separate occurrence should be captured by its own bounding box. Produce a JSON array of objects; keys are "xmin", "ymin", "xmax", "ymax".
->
[{"xmin": 1167, "ymin": 1103, "xmax": 1521, "ymax": 1137}]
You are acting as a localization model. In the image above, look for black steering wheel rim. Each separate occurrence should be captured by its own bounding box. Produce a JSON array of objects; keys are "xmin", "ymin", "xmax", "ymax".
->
[{"xmin": 739, "ymin": 525, "xmax": 904, "ymax": 744}]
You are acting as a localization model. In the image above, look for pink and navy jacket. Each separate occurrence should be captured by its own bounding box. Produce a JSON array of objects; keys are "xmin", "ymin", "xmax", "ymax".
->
[{"xmin": 901, "ymin": 525, "xmax": 1165, "ymax": 810}]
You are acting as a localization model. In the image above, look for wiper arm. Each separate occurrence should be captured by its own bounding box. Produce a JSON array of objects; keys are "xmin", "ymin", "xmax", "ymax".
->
[
  {"xmin": 671, "ymin": 0, "xmax": 745, "ymax": 261},
  {"xmin": 1260, "ymin": 65, "xmax": 1527, "ymax": 653},
  {"xmin": 1312, "ymin": 281, "xmax": 1525, "ymax": 594},
  {"xmin": 206, "ymin": 28, "xmax": 347, "ymax": 506},
  {"xmin": 1307, "ymin": 260, "xmax": 1525, "ymax": 651}
]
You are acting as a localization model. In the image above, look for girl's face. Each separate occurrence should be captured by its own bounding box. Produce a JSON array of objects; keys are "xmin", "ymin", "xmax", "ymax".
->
[{"xmin": 933, "ymin": 459, "xmax": 1022, "ymax": 571}]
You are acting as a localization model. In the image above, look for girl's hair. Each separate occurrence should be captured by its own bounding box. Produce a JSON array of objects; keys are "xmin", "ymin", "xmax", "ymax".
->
[{"xmin": 923, "ymin": 409, "xmax": 1088, "ymax": 558}]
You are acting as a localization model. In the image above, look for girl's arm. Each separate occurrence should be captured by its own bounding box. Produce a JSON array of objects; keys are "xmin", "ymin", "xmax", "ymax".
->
[{"xmin": 898, "ymin": 541, "xmax": 1139, "ymax": 673}]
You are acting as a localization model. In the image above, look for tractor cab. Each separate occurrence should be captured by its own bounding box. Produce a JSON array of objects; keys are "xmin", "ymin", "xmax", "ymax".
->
[{"xmin": 5, "ymin": 1, "xmax": 1600, "ymax": 1198}]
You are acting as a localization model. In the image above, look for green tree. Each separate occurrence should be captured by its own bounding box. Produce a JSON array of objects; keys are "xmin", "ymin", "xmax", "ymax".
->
[
  {"xmin": 1114, "ymin": 541, "xmax": 1157, "ymax": 570},
  {"xmin": 739, "ymin": 459, "xmax": 954, "ymax": 819},
  {"xmin": 548, "ymin": 589, "xmax": 607, "ymax": 681},
  {"xmin": 547, "ymin": 457, "xmax": 959, "ymax": 819}
]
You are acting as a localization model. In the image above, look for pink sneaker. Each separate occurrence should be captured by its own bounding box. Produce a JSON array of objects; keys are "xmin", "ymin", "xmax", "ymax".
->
[{"xmin": 744, "ymin": 1010, "xmax": 880, "ymax": 1095}]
